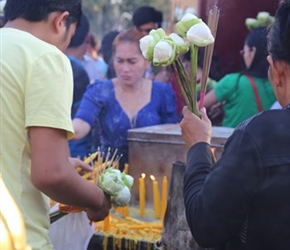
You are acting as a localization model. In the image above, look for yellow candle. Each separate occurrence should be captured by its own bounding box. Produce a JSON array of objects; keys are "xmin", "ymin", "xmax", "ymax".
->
[
  {"xmin": 84, "ymin": 151, "xmax": 99, "ymax": 164},
  {"xmin": 161, "ymin": 176, "xmax": 168, "ymax": 221},
  {"xmin": 139, "ymin": 173, "xmax": 146, "ymax": 218},
  {"xmin": 114, "ymin": 206, "xmax": 122, "ymax": 215},
  {"xmin": 123, "ymin": 163, "xmax": 129, "ymax": 174},
  {"xmin": 123, "ymin": 206, "xmax": 129, "ymax": 217},
  {"xmin": 119, "ymin": 207, "xmax": 124, "ymax": 217},
  {"xmin": 150, "ymin": 175, "xmax": 161, "ymax": 219},
  {"xmin": 103, "ymin": 214, "xmax": 110, "ymax": 231}
]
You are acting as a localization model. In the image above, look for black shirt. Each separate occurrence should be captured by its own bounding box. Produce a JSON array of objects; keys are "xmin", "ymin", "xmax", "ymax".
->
[{"xmin": 183, "ymin": 107, "xmax": 290, "ymax": 250}]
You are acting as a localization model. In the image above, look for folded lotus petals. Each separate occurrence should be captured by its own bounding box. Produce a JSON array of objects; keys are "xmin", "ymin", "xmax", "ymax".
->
[
  {"xmin": 139, "ymin": 28, "xmax": 166, "ymax": 61},
  {"xmin": 168, "ymin": 33, "xmax": 189, "ymax": 55},
  {"xmin": 176, "ymin": 13, "xmax": 202, "ymax": 37},
  {"xmin": 186, "ymin": 22, "xmax": 215, "ymax": 47},
  {"xmin": 153, "ymin": 38, "xmax": 177, "ymax": 66}
]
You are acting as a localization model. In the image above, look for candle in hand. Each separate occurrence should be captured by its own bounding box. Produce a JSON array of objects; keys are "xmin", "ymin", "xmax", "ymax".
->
[
  {"xmin": 139, "ymin": 173, "xmax": 146, "ymax": 217},
  {"xmin": 150, "ymin": 175, "xmax": 161, "ymax": 219},
  {"xmin": 161, "ymin": 176, "xmax": 168, "ymax": 221}
]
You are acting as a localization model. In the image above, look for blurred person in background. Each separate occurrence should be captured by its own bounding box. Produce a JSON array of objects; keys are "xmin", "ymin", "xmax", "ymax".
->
[
  {"xmin": 86, "ymin": 33, "xmax": 108, "ymax": 80},
  {"xmin": 65, "ymin": 13, "xmax": 100, "ymax": 83},
  {"xmin": 65, "ymin": 13, "xmax": 102, "ymax": 155},
  {"xmin": 72, "ymin": 29, "xmax": 178, "ymax": 171},
  {"xmin": 65, "ymin": 14, "xmax": 100, "ymax": 156},
  {"xmin": 132, "ymin": 5, "xmax": 169, "ymax": 83},
  {"xmin": 132, "ymin": 5, "xmax": 163, "ymax": 35},
  {"xmin": 98, "ymin": 30, "xmax": 120, "ymax": 79},
  {"xmin": 68, "ymin": 58, "xmax": 92, "ymax": 158},
  {"xmin": 201, "ymin": 26, "xmax": 276, "ymax": 128}
]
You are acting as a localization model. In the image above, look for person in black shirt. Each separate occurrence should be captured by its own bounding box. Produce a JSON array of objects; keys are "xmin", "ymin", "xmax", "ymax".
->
[{"xmin": 180, "ymin": 1, "xmax": 290, "ymax": 249}]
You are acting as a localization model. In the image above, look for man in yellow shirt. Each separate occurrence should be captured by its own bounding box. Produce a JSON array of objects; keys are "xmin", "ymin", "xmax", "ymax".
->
[{"xmin": 0, "ymin": 1, "xmax": 111, "ymax": 249}]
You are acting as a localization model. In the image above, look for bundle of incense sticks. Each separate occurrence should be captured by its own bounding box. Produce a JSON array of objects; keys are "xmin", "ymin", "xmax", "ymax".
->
[
  {"xmin": 78, "ymin": 148, "xmax": 121, "ymax": 184},
  {"xmin": 50, "ymin": 149, "xmax": 122, "ymax": 221},
  {"xmin": 199, "ymin": 5, "xmax": 220, "ymax": 110}
]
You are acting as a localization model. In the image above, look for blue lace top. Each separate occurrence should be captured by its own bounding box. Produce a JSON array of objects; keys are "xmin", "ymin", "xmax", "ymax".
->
[{"xmin": 74, "ymin": 79, "xmax": 178, "ymax": 168}]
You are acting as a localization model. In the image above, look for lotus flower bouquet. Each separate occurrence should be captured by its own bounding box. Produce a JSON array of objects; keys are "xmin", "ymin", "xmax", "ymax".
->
[
  {"xmin": 50, "ymin": 150, "xmax": 134, "ymax": 223},
  {"xmin": 100, "ymin": 168, "xmax": 134, "ymax": 207},
  {"xmin": 139, "ymin": 8, "xmax": 219, "ymax": 115},
  {"xmin": 245, "ymin": 11, "xmax": 274, "ymax": 31}
]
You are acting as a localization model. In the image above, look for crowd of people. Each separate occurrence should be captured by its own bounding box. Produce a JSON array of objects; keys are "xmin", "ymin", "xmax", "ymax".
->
[{"xmin": 1, "ymin": 0, "xmax": 289, "ymax": 249}]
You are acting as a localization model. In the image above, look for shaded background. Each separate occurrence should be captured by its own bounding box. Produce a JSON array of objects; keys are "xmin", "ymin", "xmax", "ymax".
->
[{"xmin": 82, "ymin": 0, "xmax": 280, "ymax": 78}]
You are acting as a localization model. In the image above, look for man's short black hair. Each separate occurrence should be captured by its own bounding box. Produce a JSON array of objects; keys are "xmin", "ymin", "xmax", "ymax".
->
[
  {"xmin": 132, "ymin": 6, "xmax": 163, "ymax": 28},
  {"xmin": 4, "ymin": 0, "xmax": 82, "ymax": 27},
  {"xmin": 68, "ymin": 13, "xmax": 89, "ymax": 48}
]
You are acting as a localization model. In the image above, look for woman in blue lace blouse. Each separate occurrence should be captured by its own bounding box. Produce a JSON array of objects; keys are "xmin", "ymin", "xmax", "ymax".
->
[{"xmin": 72, "ymin": 29, "xmax": 178, "ymax": 170}]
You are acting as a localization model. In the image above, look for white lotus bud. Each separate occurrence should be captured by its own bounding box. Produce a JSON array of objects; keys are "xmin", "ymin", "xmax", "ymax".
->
[
  {"xmin": 176, "ymin": 13, "xmax": 202, "ymax": 37},
  {"xmin": 111, "ymin": 186, "xmax": 131, "ymax": 207},
  {"xmin": 153, "ymin": 38, "xmax": 177, "ymax": 66},
  {"xmin": 169, "ymin": 33, "xmax": 189, "ymax": 55},
  {"xmin": 245, "ymin": 18, "xmax": 259, "ymax": 30},
  {"xmin": 256, "ymin": 12, "xmax": 275, "ymax": 27},
  {"xmin": 186, "ymin": 21, "xmax": 215, "ymax": 47},
  {"xmin": 256, "ymin": 12, "xmax": 270, "ymax": 22},
  {"xmin": 99, "ymin": 168, "xmax": 125, "ymax": 196},
  {"xmin": 174, "ymin": 7, "xmax": 184, "ymax": 22},
  {"xmin": 121, "ymin": 173, "xmax": 134, "ymax": 189},
  {"xmin": 139, "ymin": 28, "xmax": 166, "ymax": 61}
]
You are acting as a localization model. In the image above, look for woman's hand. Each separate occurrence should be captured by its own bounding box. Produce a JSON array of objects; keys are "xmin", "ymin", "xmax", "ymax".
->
[{"xmin": 180, "ymin": 106, "xmax": 212, "ymax": 149}]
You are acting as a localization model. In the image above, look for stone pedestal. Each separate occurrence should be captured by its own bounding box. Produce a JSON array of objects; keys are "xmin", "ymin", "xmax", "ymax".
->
[
  {"xmin": 160, "ymin": 162, "xmax": 206, "ymax": 250},
  {"xmin": 128, "ymin": 124, "xmax": 233, "ymax": 205}
]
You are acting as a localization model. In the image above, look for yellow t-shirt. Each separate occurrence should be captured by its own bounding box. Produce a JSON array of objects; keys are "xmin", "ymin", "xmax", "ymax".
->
[{"xmin": 0, "ymin": 28, "xmax": 74, "ymax": 250}]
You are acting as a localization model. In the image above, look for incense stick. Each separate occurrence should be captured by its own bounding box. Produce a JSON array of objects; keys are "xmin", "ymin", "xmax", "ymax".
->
[{"xmin": 199, "ymin": 5, "xmax": 220, "ymax": 110}]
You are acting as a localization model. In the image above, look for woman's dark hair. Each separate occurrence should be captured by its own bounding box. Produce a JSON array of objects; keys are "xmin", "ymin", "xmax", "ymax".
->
[
  {"xmin": 267, "ymin": 0, "xmax": 290, "ymax": 64},
  {"xmin": 4, "ymin": 0, "xmax": 82, "ymax": 28},
  {"xmin": 243, "ymin": 27, "xmax": 269, "ymax": 78}
]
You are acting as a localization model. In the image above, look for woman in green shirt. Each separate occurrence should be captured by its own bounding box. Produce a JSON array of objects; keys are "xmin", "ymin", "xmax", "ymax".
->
[{"xmin": 202, "ymin": 27, "xmax": 276, "ymax": 128}]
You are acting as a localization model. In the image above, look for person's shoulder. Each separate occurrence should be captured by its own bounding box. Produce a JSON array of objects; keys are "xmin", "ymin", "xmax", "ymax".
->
[
  {"xmin": 88, "ymin": 79, "xmax": 113, "ymax": 93},
  {"xmin": 4, "ymin": 28, "xmax": 62, "ymax": 55},
  {"xmin": 235, "ymin": 109, "xmax": 287, "ymax": 132},
  {"xmin": 219, "ymin": 72, "xmax": 241, "ymax": 82}
]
